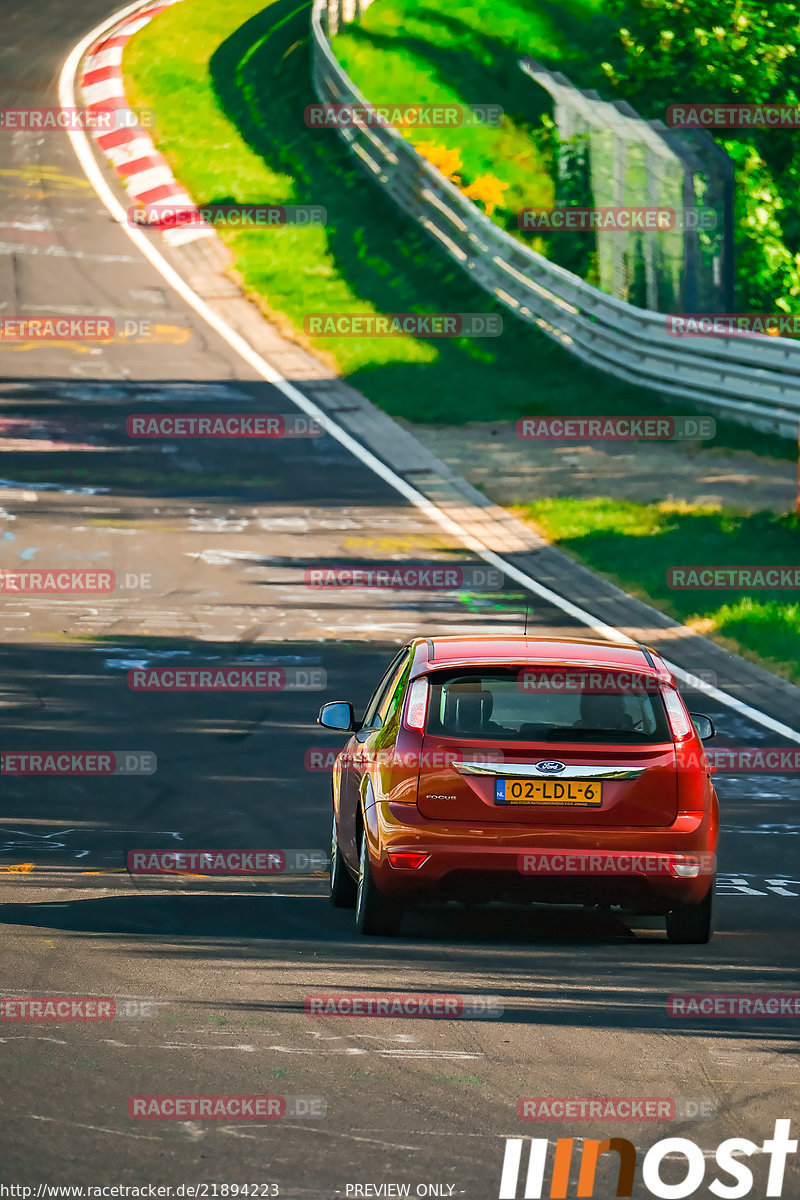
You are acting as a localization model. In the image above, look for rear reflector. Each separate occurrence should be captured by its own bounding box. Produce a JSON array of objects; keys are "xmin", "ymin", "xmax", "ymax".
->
[
  {"xmin": 405, "ymin": 678, "xmax": 428, "ymax": 730},
  {"xmin": 387, "ymin": 851, "xmax": 430, "ymax": 870},
  {"xmin": 662, "ymin": 686, "xmax": 693, "ymax": 740},
  {"xmin": 669, "ymin": 859, "xmax": 702, "ymax": 878}
]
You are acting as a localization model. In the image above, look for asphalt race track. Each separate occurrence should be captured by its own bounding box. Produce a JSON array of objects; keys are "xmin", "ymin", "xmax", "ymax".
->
[{"xmin": 0, "ymin": 3, "xmax": 798, "ymax": 1197}]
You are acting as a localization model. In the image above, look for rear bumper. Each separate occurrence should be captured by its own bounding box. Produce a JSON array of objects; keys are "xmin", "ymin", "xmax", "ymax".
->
[{"xmin": 368, "ymin": 801, "xmax": 717, "ymax": 911}]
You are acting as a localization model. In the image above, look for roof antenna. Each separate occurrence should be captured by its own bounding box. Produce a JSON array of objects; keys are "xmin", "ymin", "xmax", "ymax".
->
[{"xmin": 523, "ymin": 603, "xmax": 531, "ymax": 639}]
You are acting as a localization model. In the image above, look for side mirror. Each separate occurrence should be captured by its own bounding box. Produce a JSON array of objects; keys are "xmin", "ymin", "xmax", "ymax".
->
[
  {"xmin": 689, "ymin": 713, "xmax": 715, "ymax": 741},
  {"xmin": 317, "ymin": 701, "xmax": 359, "ymax": 732}
]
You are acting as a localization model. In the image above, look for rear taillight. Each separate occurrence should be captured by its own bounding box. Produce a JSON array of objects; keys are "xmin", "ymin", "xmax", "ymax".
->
[
  {"xmin": 405, "ymin": 678, "xmax": 428, "ymax": 730},
  {"xmin": 387, "ymin": 851, "xmax": 430, "ymax": 869},
  {"xmin": 662, "ymin": 686, "xmax": 693, "ymax": 740}
]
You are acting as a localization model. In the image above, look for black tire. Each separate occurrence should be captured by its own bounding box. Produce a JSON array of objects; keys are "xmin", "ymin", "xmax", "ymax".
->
[
  {"xmin": 355, "ymin": 830, "xmax": 401, "ymax": 936},
  {"xmin": 665, "ymin": 878, "xmax": 715, "ymax": 944},
  {"xmin": 329, "ymin": 814, "xmax": 357, "ymax": 909}
]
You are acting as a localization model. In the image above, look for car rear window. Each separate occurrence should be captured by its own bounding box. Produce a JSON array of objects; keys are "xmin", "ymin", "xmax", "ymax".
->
[{"xmin": 425, "ymin": 668, "xmax": 672, "ymax": 743}]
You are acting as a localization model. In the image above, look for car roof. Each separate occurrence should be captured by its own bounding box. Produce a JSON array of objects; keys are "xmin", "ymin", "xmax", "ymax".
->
[{"xmin": 409, "ymin": 634, "xmax": 672, "ymax": 680}]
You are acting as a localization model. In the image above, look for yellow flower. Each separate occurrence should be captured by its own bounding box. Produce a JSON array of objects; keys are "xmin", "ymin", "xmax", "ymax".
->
[
  {"xmin": 460, "ymin": 174, "xmax": 509, "ymax": 217},
  {"xmin": 412, "ymin": 140, "xmax": 463, "ymax": 184}
]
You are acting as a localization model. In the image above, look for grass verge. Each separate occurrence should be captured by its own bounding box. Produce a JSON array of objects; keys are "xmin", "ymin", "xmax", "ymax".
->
[
  {"xmin": 332, "ymin": 0, "xmax": 610, "ymax": 275},
  {"xmin": 516, "ymin": 497, "xmax": 800, "ymax": 683},
  {"xmin": 122, "ymin": 0, "xmax": 794, "ymax": 460}
]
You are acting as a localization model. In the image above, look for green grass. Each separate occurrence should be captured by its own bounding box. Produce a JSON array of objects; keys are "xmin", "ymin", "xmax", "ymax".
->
[
  {"xmin": 332, "ymin": 0, "xmax": 612, "ymax": 265},
  {"xmin": 332, "ymin": 0, "xmax": 565, "ymax": 245},
  {"xmin": 517, "ymin": 497, "xmax": 800, "ymax": 682},
  {"xmin": 122, "ymin": 0, "xmax": 795, "ymax": 460}
]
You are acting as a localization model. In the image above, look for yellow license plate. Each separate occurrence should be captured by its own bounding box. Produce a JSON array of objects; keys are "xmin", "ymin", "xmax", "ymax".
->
[{"xmin": 495, "ymin": 779, "xmax": 602, "ymax": 806}]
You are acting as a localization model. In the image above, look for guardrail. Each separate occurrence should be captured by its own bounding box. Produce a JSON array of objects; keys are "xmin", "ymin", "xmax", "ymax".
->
[{"xmin": 310, "ymin": 0, "xmax": 800, "ymax": 438}]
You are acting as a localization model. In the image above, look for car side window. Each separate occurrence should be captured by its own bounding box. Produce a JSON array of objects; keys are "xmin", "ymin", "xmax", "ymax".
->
[
  {"xmin": 361, "ymin": 648, "xmax": 410, "ymax": 730},
  {"xmin": 376, "ymin": 653, "xmax": 412, "ymax": 729},
  {"xmin": 369, "ymin": 655, "xmax": 413, "ymax": 752}
]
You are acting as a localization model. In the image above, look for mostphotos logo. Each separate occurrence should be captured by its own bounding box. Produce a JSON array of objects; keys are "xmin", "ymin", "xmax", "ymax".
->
[{"xmin": 498, "ymin": 1121, "xmax": 796, "ymax": 1197}]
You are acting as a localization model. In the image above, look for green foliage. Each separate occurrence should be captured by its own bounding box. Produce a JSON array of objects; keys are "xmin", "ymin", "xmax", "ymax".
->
[
  {"xmin": 601, "ymin": 0, "xmax": 800, "ymax": 108},
  {"xmin": 596, "ymin": 0, "xmax": 800, "ymax": 311},
  {"xmin": 723, "ymin": 140, "xmax": 800, "ymax": 311}
]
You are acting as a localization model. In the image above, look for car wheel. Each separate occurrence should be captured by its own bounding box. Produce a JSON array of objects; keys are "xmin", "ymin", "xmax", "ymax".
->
[
  {"xmin": 329, "ymin": 813, "xmax": 357, "ymax": 909},
  {"xmin": 665, "ymin": 878, "xmax": 715, "ymax": 944},
  {"xmin": 355, "ymin": 830, "xmax": 401, "ymax": 936}
]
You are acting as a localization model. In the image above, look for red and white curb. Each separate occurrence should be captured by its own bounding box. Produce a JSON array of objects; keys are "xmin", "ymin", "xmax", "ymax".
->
[{"xmin": 79, "ymin": 0, "xmax": 212, "ymax": 246}]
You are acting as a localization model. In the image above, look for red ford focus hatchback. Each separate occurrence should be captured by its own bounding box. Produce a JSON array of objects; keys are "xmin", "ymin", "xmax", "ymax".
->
[{"xmin": 318, "ymin": 635, "xmax": 718, "ymax": 943}]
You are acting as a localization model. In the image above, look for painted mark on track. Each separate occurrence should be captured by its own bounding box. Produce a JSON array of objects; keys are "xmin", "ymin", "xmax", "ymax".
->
[
  {"xmin": 722, "ymin": 823, "xmax": 800, "ymax": 835},
  {"xmin": 717, "ymin": 874, "xmax": 800, "ymax": 896}
]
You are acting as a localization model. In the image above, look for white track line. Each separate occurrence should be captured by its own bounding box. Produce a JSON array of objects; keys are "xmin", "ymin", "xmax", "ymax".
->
[{"xmin": 59, "ymin": 2, "xmax": 800, "ymax": 745}]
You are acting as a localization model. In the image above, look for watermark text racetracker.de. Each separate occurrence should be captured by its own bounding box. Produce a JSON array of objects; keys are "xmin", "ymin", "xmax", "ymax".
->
[
  {"xmin": 127, "ymin": 849, "xmax": 327, "ymax": 875},
  {"xmin": 517, "ymin": 416, "xmax": 715, "ymax": 441},
  {"xmin": 127, "ymin": 414, "xmax": 323, "ymax": 438},
  {"xmin": 518, "ymin": 1097, "xmax": 716, "ymax": 1121},
  {"xmin": 0, "ymin": 570, "xmax": 153, "ymax": 594},
  {"xmin": 304, "ymin": 313, "xmax": 502, "ymax": 337},
  {"xmin": 128, "ymin": 204, "xmax": 326, "ymax": 228},
  {"xmin": 668, "ymin": 994, "xmax": 800, "ymax": 1018},
  {"xmin": 0, "ymin": 1188, "xmax": 278, "ymax": 1197},
  {"xmin": 305, "ymin": 993, "xmax": 503, "ymax": 1019},
  {"xmin": 518, "ymin": 206, "xmax": 717, "ymax": 232},
  {"xmin": 667, "ymin": 313, "xmax": 800, "ymax": 337},
  {"xmin": 304, "ymin": 749, "xmax": 504, "ymax": 772},
  {"xmin": 668, "ymin": 103, "xmax": 800, "ymax": 127},
  {"xmin": 667, "ymin": 566, "xmax": 800, "ymax": 590},
  {"xmin": 518, "ymin": 852, "xmax": 716, "ymax": 878},
  {"xmin": 1, "ymin": 752, "xmax": 156, "ymax": 775},
  {"xmin": 305, "ymin": 102, "xmax": 503, "ymax": 128},
  {"xmin": 127, "ymin": 667, "xmax": 326, "ymax": 691},
  {"xmin": 1, "ymin": 996, "xmax": 156, "ymax": 1020},
  {"xmin": 707, "ymin": 748, "xmax": 800, "ymax": 773},
  {"xmin": 0, "ymin": 107, "xmax": 155, "ymax": 131},
  {"xmin": 674, "ymin": 748, "xmax": 800, "ymax": 774},
  {"xmin": 128, "ymin": 1096, "xmax": 325, "ymax": 1119},
  {"xmin": 0, "ymin": 318, "xmax": 161, "ymax": 342},
  {"xmin": 517, "ymin": 668, "xmax": 718, "ymax": 693},
  {"xmin": 304, "ymin": 565, "xmax": 503, "ymax": 590}
]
